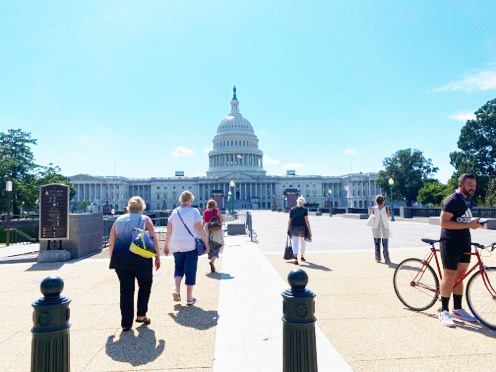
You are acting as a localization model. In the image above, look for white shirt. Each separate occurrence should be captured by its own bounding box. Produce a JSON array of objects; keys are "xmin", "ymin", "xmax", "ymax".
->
[{"xmin": 169, "ymin": 206, "xmax": 202, "ymax": 253}]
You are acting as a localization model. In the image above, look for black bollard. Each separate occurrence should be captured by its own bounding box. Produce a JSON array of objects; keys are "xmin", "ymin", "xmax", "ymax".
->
[
  {"xmin": 31, "ymin": 276, "xmax": 71, "ymax": 372},
  {"xmin": 282, "ymin": 269, "xmax": 317, "ymax": 372}
]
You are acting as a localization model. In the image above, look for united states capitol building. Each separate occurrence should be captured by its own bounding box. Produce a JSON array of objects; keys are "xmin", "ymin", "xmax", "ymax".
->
[{"xmin": 70, "ymin": 88, "xmax": 379, "ymax": 212}]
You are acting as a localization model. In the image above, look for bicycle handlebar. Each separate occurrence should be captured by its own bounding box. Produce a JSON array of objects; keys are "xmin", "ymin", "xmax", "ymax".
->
[{"xmin": 422, "ymin": 238, "xmax": 496, "ymax": 251}]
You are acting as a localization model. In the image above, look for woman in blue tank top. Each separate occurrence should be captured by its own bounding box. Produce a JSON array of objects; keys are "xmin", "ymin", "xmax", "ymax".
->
[{"xmin": 109, "ymin": 196, "xmax": 161, "ymax": 331}]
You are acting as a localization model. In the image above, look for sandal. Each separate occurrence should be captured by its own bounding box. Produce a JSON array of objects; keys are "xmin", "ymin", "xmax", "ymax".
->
[
  {"xmin": 186, "ymin": 298, "xmax": 197, "ymax": 306},
  {"xmin": 172, "ymin": 291, "xmax": 181, "ymax": 302},
  {"xmin": 135, "ymin": 317, "xmax": 151, "ymax": 325},
  {"xmin": 301, "ymin": 256, "xmax": 306, "ymax": 262}
]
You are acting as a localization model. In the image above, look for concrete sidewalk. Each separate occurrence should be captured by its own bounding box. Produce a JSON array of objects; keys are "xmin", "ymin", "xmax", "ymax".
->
[
  {"xmin": 267, "ymin": 248, "xmax": 496, "ymax": 372},
  {"xmin": 213, "ymin": 236, "xmax": 351, "ymax": 372},
  {"xmin": 0, "ymin": 254, "xmax": 221, "ymax": 371},
  {"xmin": 0, "ymin": 242, "xmax": 39, "ymax": 258}
]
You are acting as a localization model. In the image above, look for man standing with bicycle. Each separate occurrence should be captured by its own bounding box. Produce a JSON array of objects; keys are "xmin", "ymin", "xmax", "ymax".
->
[{"xmin": 439, "ymin": 173, "xmax": 483, "ymax": 327}]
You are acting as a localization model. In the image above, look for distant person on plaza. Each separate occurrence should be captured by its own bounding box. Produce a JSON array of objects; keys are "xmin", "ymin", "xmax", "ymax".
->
[
  {"xmin": 164, "ymin": 191, "xmax": 210, "ymax": 306},
  {"xmin": 108, "ymin": 196, "xmax": 161, "ymax": 331},
  {"xmin": 369, "ymin": 195, "xmax": 392, "ymax": 265},
  {"xmin": 438, "ymin": 173, "xmax": 483, "ymax": 327},
  {"xmin": 287, "ymin": 196, "xmax": 312, "ymax": 265},
  {"xmin": 203, "ymin": 199, "xmax": 224, "ymax": 273}
]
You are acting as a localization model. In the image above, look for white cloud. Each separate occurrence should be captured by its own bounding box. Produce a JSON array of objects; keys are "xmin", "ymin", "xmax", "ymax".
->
[
  {"xmin": 79, "ymin": 135, "xmax": 88, "ymax": 142},
  {"xmin": 448, "ymin": 112, "xmax": 476, "ymax": 122},
  {"xmin": 434, "ymin": 66, "xmax": 496, "ymax": 93},
  {"xmin": 204, "ymin": 148, "xmax": 212, "ymax": 154},
  {"xmin": 172, "ymin": 146, "xmax": 196, "ymax": 157},
  {"xmin": 263, "ymin": 155, "xmax": 280, "ymax": 165},
  {"xmin": 343, "ymin": 149, "xmax": 357, "ymax": 155},
  {"xmin": 283, "ymin": 163, "xmax": 304, "ymax": 169}
]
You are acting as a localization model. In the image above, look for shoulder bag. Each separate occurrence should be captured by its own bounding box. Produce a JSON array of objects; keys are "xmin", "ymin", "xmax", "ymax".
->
[
  {"xmin": 284, "ymin": 235, "xmax": 294, "ymax": 260},
  {"xmin": 177, "ymin": 210, "xmax": 206, "ymax": 256},
  {"xmin": 366, "ymin": 207, "xmax": 376, "ymax": 227},
  {"xmin": 129, "ymin": 216, "xmax": 156, "ymax": 258}
]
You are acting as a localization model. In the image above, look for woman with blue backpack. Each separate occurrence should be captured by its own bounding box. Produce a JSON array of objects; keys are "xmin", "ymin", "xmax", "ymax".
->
[{"xmin": 109, "ymin": 196, "xmax": 161, "ymax": 331}]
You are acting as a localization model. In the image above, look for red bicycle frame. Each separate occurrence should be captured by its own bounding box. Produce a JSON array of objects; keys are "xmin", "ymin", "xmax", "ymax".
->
[{"xmin": 413, "ymin": 246, "xmax": 496, "ymax": 298}]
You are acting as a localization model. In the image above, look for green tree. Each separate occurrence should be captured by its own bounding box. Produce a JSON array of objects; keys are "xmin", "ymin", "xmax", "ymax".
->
[
  {"xmin": 482, "ymin": 179, "xmax": 496, "ymax": 207},
  {"xmin": 377, "ymin": 149, "xmax": 438, "ymax": 206},
  {"xmin": 37, "ymin": 163, "xmax": 76, "ymax": 200},
  {"xmin": 450, "ymin": 98, "xmax": 496, "ymax": 202},
  {"xmin": 417, "ymin": 180, "xmax": 448, "ymax": 207},
  {"xmin": 0, "ymin": 130, "xmax": 38, "ymax": 214},
  {"xmin": 0, "ymin": 130, "xmax": 72, "ymax": 214}
]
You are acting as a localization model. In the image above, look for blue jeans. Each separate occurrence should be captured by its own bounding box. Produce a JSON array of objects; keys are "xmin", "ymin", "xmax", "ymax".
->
[
  {"xmin": 173, "ymin": 250, "xmax": 198, "ymax": 285},
  {"xmin": 374, "ymin": 238, "xmax": 390, "ymax": 262}
]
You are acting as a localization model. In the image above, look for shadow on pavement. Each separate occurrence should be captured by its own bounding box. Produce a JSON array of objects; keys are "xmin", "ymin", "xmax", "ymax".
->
[
  {"xmin": 411, "ymin": 309, "xmax": 496, "ymax": 339},
  {"xmin": 25, "ymin": 262, "xmax": 65, "ymax": 271},
  {"xmin": 206, "ymin": 272, "xmax": 235, "ymax": 280},
  {"xmin": 168, "ymin": 304, "xmax": 219, "ymax": 330},
  {"xmin": 285, "ymin": 261, "xmax": 332, "ymax": 272},
  {"xmin": 0, "ymin": 257, "xmax": 37, "ymax": 265},
  {"xmin": 105, "ymin": 325, "xmax": 165, "ymax": 366},
  {"xmin": 300, "ymin": 261, "xmax": 332, "ymax": 272}
]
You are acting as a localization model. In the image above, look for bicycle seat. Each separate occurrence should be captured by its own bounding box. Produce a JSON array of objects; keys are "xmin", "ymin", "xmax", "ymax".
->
[{"xmin": 422, "ymin": 238, "xmax": 439, "ymax": 245}]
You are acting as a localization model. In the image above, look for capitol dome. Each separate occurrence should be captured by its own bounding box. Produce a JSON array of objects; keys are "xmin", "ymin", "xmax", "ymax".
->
[{"xmin": 207, "ymin": 87, "xmax": 266, "ymax": 177}]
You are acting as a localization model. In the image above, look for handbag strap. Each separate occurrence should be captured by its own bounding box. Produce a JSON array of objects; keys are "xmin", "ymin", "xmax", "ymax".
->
[{"xmin": 177, "ymin": 209, "xmax": 195, "ymax": 240}]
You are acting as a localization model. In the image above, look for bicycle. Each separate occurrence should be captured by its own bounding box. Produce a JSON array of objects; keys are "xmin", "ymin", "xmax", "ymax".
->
[{"xmin": 393, "ymin": 238, "xmax": 496, "ymax": 330}]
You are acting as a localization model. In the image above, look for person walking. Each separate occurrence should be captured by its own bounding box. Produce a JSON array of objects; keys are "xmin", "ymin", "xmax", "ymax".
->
[
  {"xmin": 369, "ymin": 195, "xmax": 391, "ymax": 265},
  {"xmin": 164, "ymin": 191, "xmax": 210, "ymax": 306},
  {"xmin": 203, "ymin": 199, "xmax": 224, "ymax": 273},
  {"xmin": 109, "ymin": 196, "xmax": 161, "ymax": 331},
  {"xmin": 287, "ymin": 196, "xmax": 312, "ymax": 265}
]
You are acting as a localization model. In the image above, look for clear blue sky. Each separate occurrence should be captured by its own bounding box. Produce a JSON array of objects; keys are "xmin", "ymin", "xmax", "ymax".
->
[{"xmin": 2, "ymin": 1, "xmax": 496, "ymax": 182}]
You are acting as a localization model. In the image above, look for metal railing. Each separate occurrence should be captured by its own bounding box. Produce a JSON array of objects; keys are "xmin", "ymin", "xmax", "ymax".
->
[
  {"xmin": 1, "ymin": 228, "xmax": 37, "ymax": 245},
  {"xmin": 102, "ymin": 211, "xmax": 256, "ymax": 248},
  {"xmin": 102, "ymin": 215, "xmax": 170, "ymax": 248}
]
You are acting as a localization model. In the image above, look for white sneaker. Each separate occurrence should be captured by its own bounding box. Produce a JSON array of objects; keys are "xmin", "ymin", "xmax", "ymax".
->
[
  {"xmin": 439, "ymin": 310, "xmax": 455, "ymax": 327},
  {"xmin": 452, "ymin": 309, "xmax": 478, "ymax": 323}
]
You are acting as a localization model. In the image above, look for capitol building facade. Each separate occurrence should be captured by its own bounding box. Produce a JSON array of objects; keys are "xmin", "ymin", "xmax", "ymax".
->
[{"xmin": 70, "ymin": 88, "xmax": 380, "ymax": 212}]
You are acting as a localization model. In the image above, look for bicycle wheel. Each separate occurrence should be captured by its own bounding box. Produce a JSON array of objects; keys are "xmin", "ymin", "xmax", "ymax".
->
[
  {"xmin": 393, "ymin": 258, "xmax": 439, "ymax": 311},
  {"xmin": 466, "ymin": 267, "xmax": 496, "ymax": 330}
]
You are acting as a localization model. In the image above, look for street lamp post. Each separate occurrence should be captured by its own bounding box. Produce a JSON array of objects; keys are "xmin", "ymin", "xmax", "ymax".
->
[
  {"xmin": 328, "ymin": 189, "xmax": 333, "ymax": 217},
  {"xmin": 229, "ymin": 180, "xmax": 236, "ymax": 214},
  {"xmin": 5, "ymin": 179, "xmax": 12, "ymax": 246},
  {"xmin": 388, "ymin": 178, "xmax": 395, "ymax": 222}
]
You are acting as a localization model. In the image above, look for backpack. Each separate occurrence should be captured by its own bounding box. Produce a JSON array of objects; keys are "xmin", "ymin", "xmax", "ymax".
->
[{"xmin": 207, "ymin": 208, "xmax": 222, "ymax": 232}]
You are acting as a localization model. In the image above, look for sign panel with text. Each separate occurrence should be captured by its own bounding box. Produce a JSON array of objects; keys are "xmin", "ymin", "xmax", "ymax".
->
[{"xmin": 39, "ymin": 184, "xmax": 70, "ymax": 240}]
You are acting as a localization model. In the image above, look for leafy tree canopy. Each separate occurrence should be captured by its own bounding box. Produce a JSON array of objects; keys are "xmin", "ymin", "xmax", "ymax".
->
[
  {"xmin": 449, "ymin": 98, "xmax": 496, "ymax": 203},
  {"xmin": 0, "ymin": 129, "xmax": 72, "ymax": 214},
  {"xmin": 417, "ymin": 180, "xmax": 448, "ymax": 207},
  {"xmin": 377, "ymin": 149, "xmax": 438, "ymax": 206}
]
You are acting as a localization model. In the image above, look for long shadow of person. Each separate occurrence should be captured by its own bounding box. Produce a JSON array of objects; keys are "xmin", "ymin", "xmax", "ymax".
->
[
  {"xmin": 206, "ymin": 272, "xmax": 235, "ymax": 280},
  {"xmin": 105, "ymin": 325, "xmax": 165, "ymax": 366},
  {"xmin": 168, "ymin": 304, "xmax": 219, "ymax": 330},
  {"xmin": 300, "ymin": 261, "xmax": 332, "ymax": 272}
]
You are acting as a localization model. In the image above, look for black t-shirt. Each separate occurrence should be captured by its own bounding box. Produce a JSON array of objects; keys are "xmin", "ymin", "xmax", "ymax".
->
[
  {"xmin": 289, "ymin": 207, "xmax": 308, "ymax": 237},
  {"xmin": 290, "ymin": 207, "xmax": 308, "ymax": 227},
  {"xmin": 440, "ymin": 192, "xmax": 472, "ymax": 246}
]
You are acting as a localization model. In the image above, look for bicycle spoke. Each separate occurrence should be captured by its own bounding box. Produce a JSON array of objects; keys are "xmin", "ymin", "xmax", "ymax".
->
[
  {"xmin": 467, "ymin": 268, "xmax": 496, "ymax": 330},
  {"xmin": 393, "ymin": 258, "xmax": 439, "ymax": 311}
]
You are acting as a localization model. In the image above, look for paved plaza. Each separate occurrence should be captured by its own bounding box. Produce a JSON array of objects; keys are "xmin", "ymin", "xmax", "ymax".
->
[{"xmin": 1, "ymin": 211, "xmax": 496, "ymax": 371}]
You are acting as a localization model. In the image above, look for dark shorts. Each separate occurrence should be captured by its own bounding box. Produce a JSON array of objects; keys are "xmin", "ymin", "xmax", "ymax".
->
[
  {"xmin": 440, "ymin": 240, "xmax": 471, "ymax": 270},
  {"xmin": 174, "ymin": 250, "xmax": 198, "ymax": 285}
]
